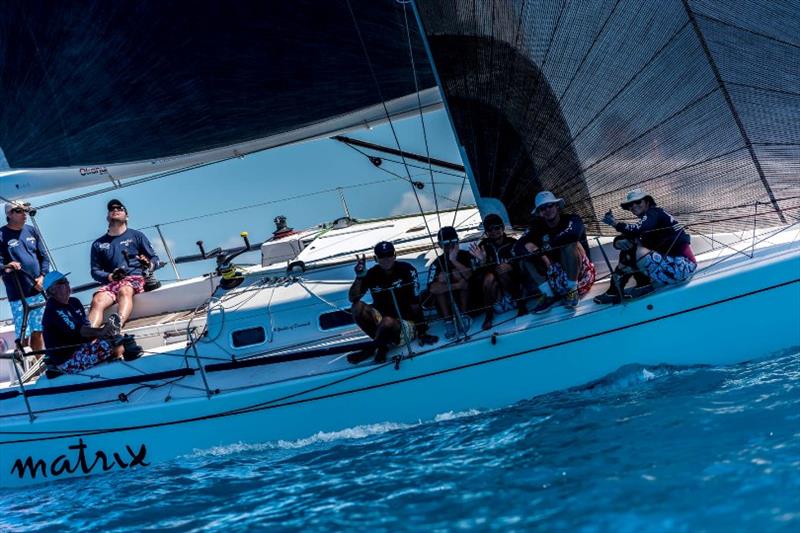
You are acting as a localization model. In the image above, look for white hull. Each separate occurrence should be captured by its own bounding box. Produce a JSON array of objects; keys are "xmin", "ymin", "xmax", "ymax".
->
[{"xmin": 1, "ymin": 238, "xmax": 798, "ymax": 487}]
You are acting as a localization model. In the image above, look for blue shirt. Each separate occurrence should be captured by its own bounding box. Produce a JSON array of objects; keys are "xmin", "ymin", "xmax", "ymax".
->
[
  {"xmin": 0, "ymin": 224, "xmax": 50, "ymax": 301},
  {"xmin": 42, "ymin": 297, "xmax": 88, "ymax": 367},
  {"xmin": 614, "ymin": 207, "xmax": 690, "ymax": 257},
  {"xmin": 514, "ymin": 213, "xmax": 592, "ymax": 263},
  {"xmin": 90, "ymin": 228, "xmax": 159, "ymax": 283}
]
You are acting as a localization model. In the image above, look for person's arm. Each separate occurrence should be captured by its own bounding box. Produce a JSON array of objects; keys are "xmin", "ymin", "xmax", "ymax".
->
[
  {"xmin": 136, "ymin": 232, "xmax": 160, "ymax": 269},
  {"xmin": 90, "ymin": 242, "xmax": 114, "ymax": 283},
  {"xmin": 550, "ymin": 216, "xmax": 585, "ymax": 248},
  {"xmin": 448, "ymin": 250, "xmax": 472, "ymax": 280},
  {"xmin": 348, "ymin": 255, "xmax": 369, "ymax": 303},
  {"xmin": 614, "ymin": 219, "xmax": 642, "ymax": 238},
  {"xmin": 33, "ymin": 227, "xmax": 50, "ymax": 276}
]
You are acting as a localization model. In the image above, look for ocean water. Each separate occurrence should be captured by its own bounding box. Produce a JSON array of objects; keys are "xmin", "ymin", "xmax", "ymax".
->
[{"xmin": 2, "ymin": 351, "xmax": 799, "ymax": 532}]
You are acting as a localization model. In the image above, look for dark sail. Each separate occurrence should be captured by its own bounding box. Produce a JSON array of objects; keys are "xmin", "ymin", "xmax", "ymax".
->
[
  {"xmin": 415, "ymin": 0, "xmax": 799, "ymax": 231},
  {"xmin": 0, "ymin": 0, "xmax": 434, "ymax": 170}
]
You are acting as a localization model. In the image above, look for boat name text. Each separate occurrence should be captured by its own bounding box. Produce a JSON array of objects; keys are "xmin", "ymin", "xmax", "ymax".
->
[{"xmin": 10, "ymin": 438, "xmax": 149, "ymax": 479}]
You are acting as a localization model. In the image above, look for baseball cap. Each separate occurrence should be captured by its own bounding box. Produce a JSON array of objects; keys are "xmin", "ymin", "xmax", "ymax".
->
[
  {"xmin": 43, "ymin": 271, "xmax": 71, "ymax": 292},
  {"xmin": 107, "ymin": 199, "xmax": 127, "ymax": 212},
  {"xmin": 374, "ymin": 241, "xmax": 395, "ymax": 258}
]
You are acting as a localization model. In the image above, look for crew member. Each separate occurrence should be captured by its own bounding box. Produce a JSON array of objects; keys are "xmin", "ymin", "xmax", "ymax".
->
[
  {"xmin": 429, "ymin": 226, "xmax": 473, "ymax": 339},
  {"xmin": 514, "ymin": 191, "xmax": 595, "ymax": 312},
  {"xmin": 0, "ymin": 201, "xmax": 49, "ymax": 352},
  {"xmin": 601, "ymin": 189, "xmax": 696, "ymax": 293},
  {"xmin": 41, "ymin": 271, "xmax": 141, "ymax": 377},
  {"xmin": 469, "ymin": 213, "xmax": 526, "ymax": 330},
  {"xmin": 348, "ymin": 241, "xmax": 438, "ymax": 364},
  {"xmin": 88, "ymin": 199, "xmax": 160, "ymax": 329}
]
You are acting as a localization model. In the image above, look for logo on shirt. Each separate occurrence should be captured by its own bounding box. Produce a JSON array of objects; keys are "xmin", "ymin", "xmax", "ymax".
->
[
  {"xmin": 57, "ymin": 309, "xmax": 76, "ymax": 329},
  {"xmin": 7, "ymin": 239, "xmax": 19, "ymax": 248},
  {"xmin": 97, "ymin": 243, "xmax": 111, "ymax": 250},
  {"xmin": 120, "ymin": 239, "xmax": 134, "ymax": 247}
]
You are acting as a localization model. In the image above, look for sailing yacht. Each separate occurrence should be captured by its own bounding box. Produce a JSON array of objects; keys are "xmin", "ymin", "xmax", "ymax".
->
[{"xmin": 0, "ymin": 0, "xmax": 798, "ymax": 487}]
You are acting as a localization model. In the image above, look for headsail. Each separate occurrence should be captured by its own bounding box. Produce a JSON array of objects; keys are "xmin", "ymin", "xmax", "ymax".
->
[
  {"xmin": 415, "ymin": 0, "xmax": 799, "ymax": 231},
  {"xmin": 0, "ymin": 0, "xmax": 436, "ymax": 199}
]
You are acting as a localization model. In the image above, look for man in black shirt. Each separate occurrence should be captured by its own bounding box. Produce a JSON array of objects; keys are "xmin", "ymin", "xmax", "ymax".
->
[
  {"xmin": 599, "ymin": 189, "xmax": 696, "ymax": 302},
  {"xmin": 348, "ymin": 241, "xmax": 437, "ymax": 364},
  {"xmin": 514, "ymin": 191, "xmax": 596, "ymax": 312},
  {"xmin": 429, "ymin": 226, "xmax": 473, "ymax": 339},
  {"xmin": 469, "ymin": 213, "xmax": 526, "ymax": 329},
  {"xmin": 40, "ymin": 271, "xmax": 141, "ymax": 377}
]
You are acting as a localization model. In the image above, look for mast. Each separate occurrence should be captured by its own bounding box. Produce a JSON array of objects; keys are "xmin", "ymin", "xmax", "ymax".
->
[{"xmin": 410, "ymin": 1, "xmax": 509, "ymax": 224}]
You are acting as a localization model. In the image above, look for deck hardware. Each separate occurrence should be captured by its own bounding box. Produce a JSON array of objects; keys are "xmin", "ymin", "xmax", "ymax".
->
[{"xmin": 491, "ymin": 333, "xmax": 497, "ymax": 345}]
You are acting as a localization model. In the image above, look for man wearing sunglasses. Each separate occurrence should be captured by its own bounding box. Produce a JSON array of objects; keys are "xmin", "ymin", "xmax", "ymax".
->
[
  {"xmin": 514, "ymin": 191, "xmax": 595, "ymax": 312},
  {"xmin": 429, "ymin": 226, "xmax": 474, "ymax": 339},
  {"xmin": 600, "ymin": 189, "xmax": 696, "ymax": 295},
  {"xmin": 469, "ymin": 213, "xmax": 526, "ymax": 330},
  {"xmin": 348, "ymin": 241, "xmax": 438, "ymax": 364},
  {"xmin": 87, "ymin": 199, "xmax": 160, "ymax": 330},
  {"xmin": 0, "ymin": 200, "xmax": 49, "ymax": 352}
]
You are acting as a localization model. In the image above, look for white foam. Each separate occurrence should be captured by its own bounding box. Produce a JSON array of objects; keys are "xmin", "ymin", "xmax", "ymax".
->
[{"xmin": 190, "ymin": 409, "xmax": 484, "ymax": 458}]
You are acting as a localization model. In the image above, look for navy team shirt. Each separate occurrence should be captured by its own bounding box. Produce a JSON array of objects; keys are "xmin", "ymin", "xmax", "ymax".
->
[
  {"xmin": 0, "ymin": 224, "xmax": 50, "ymax": 301},
  {"xmin": 90, "ymin": 228, "xmax": 159, "ymax": 283}
]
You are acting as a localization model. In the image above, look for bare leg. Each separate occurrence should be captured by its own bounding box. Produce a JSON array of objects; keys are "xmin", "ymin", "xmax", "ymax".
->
[
  {"xmin": 30, "ymin": 331, "xmax": 44, "ymax": 353},
  {"xmin": 351, "ymin": 301, "xmax": 379, "ymax": 339},
  {"xmin": 88, "ymin": 291, "xmax": 115, "ymax": 327},
  {"xmin": 482, "ymin": 272, "xmax": 497, "ymax": 329},
  {"xmin": 116, "ymin": 285, "xmax": 135, "ymax": 326},
  {"xmin": 560, "ymin": 243, "xmax": 586, "ymax": 283}
]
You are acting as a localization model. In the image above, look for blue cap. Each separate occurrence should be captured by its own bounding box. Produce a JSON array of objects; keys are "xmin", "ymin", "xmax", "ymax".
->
[
  {"xmin": 43, "ymin": 270, "xmax": 71, "ymax": 291},
  {"xmin": 374, "ymin": 241, "xmax": 395, "ymax": 258}
]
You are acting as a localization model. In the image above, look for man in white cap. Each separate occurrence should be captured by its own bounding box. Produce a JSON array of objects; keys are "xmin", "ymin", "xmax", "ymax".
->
[
  {"xmin": 601, "ymin": 189, "xmax": 696, "ymax": 292},
  {"xmin": 87, "ymin": 199, "xmax": 159, "ymax": 330},
  {"xmin": 513, "ymin": 190, "xmax": 595, "ymax": 311},
  {"xmin": 0, "ymin": 200, "xmax": 49, "ymax": 352}
]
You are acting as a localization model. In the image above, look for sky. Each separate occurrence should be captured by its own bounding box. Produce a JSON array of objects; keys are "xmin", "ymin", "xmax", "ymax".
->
[{"xmin": 0, "ymin": 110, "xmax": 475, "ymax": 320}]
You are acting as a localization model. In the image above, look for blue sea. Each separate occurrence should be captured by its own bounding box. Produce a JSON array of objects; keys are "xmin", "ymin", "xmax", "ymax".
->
[{"xmin": 2, "ymin": 351, "xmax": 799, "ymax": 532}]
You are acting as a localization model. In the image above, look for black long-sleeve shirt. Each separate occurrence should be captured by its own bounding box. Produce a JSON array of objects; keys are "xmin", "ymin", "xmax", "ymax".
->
[
  {"xmin": 614, "ymin": 207, "xmax": 690, "ymax": 257},
  {"xmin": 514, "ymin": 214, "xmax": 591, "ymax": 263}
]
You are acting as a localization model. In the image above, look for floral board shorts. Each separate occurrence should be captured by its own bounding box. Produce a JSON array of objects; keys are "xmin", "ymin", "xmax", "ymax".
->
[
  {"xmin": 97, "ymin": 275, "xmax": 145, "ymax": 302},
  {"xmin": 367, "ymin": 306, "xmax": 417, "ymax": 346},
  {"xmin": 638, "ymin": 252, "xmax": 696, "ymax": 285},
  {"xmin": 58, "ymin": 339, "xmax": 115, "ymax": 374},
  {"xmin": 10, "ymin": 293, "xmax": 46, "ymax": 337},
  {"xmin": 547, "ymin": 256, "xmax": 596, "ymax": 296}
]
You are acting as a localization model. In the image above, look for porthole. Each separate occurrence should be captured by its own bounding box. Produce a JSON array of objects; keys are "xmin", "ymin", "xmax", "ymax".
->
[{"xmin": 231, "ymin": 326, "xmax": 266, "ymax": 348}]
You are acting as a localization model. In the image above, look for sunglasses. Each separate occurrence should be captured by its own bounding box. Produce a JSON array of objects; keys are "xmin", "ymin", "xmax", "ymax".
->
[
  {"xmin": 108, "ymin": 205, "xmax": 126, "ymax": 212},
  {"xmin": 486, "ymin": 224, "xmax": 504, "ymax": 231},
  {"xmin": 538, "ymin": 203, "xmax": 558, "ymax": 211},
  {"xmin": 375, "ymin": 252, "xmax": 394, "ymax": 259},
  {"xmin": 9, "ymin": 208, "xmax": 25, "ymax": 214},
  {"xmin": 439, "ymin": 239, "xmax": 459, "ymax": 247}
]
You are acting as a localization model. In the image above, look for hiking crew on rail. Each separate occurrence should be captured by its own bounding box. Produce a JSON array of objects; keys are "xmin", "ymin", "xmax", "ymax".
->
[
  {"xmin": 349, "ymin": 241, "xmax": 438, "ymax": 364},
  {"xmin": 599, "ymin": 189, "xmax": 696, "ymax": 304}
]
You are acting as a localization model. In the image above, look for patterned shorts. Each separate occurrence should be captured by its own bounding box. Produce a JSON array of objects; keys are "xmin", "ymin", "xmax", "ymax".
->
[
  {"xmin": 547, "ymin": 256, "xmax": 596, "ymax": 296},
  {"xmin": 10, "ymin": 293, "xmax": 46, "ymax": 337},
  {"xmin": 97, "ymin": 275, "xmax": 145, "ymax": 302},
  {"xmin": 58, "ymin": 339, "xmax": 115, "ymax": 374},
  {"xmin": 367, "ymin": 306, "xmax": 417, "ymax": 345},
  {"xmin": 638, "ymin": 252, "xmax": 696, "ymax": 285}
]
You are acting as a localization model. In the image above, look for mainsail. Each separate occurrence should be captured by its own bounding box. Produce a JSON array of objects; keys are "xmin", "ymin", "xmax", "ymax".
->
[
  {"xmin": 415, "ymin": 0, "xmax": 799, "ymax": 231},
  {"xmin": 0, "ymin": 0, "xmax": 436, "ymax": 199}
]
